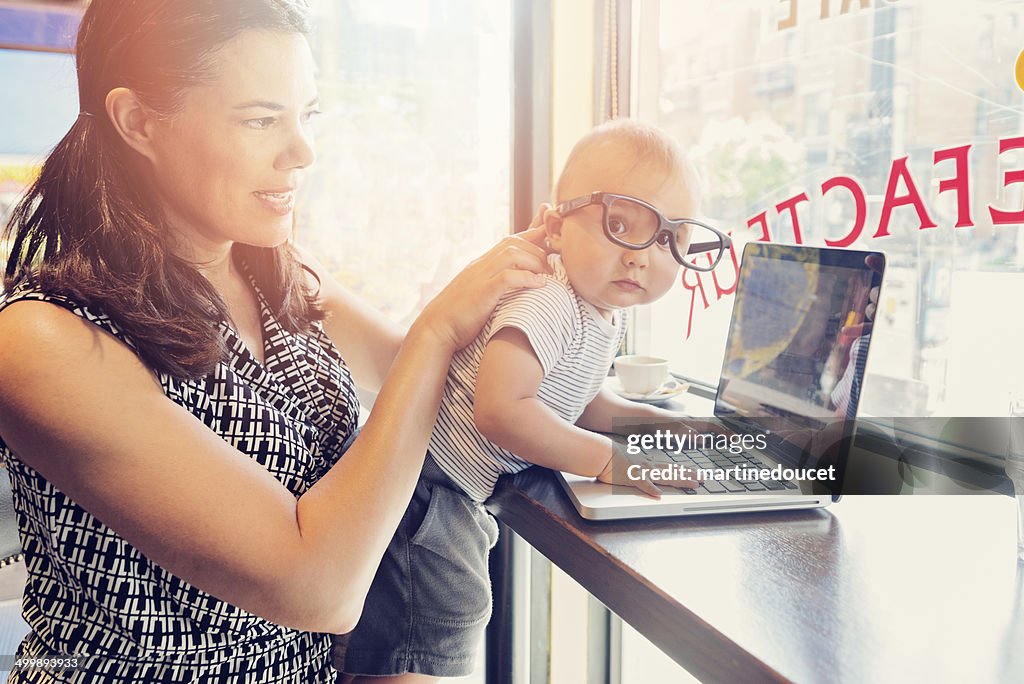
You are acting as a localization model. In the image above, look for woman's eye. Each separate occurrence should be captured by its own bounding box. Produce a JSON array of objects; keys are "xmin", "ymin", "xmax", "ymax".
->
[
  {"xmin": 245, "ymin": 117, "xmax": 276, "ymax": 130},
  {"xmin": 302, "ymin": 109, "xmax": 322, "ymax": 124}
]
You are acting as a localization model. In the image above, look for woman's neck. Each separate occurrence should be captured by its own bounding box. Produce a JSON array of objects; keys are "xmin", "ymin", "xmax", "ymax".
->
[
  {"xmin": 168, "ymin": 228, "xmax": 236, "ymax": 294},
  {"xmin": 160, "ymin": 204, "xmax": 237, "ymax": 293},
  {"xmin": 194, "ymin": 247, "xmax": 237, "ymax": 294}
]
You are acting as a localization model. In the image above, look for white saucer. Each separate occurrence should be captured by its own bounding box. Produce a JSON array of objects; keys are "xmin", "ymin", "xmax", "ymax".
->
[{"xmin": 608, "ymin": 377, "xmax": 689, "ymax": 403}]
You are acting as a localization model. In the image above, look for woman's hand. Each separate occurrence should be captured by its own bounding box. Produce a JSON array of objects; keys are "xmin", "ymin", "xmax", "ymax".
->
[{"xmin": 414, "ymin": 213, "xmax": 552, "ymax": 352}]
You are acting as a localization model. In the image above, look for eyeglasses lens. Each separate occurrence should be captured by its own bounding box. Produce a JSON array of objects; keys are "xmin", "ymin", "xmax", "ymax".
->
[
  {"xmin": 606, "ymin": 196, "xmax": 724, "ymax": 269},
  {"xmin": 606, "ymin": 196, "xmax": 659, "ymax": 246},
  {"xmin": 679, "ymin": 222, "xmax": 725, "ymax": 270}
]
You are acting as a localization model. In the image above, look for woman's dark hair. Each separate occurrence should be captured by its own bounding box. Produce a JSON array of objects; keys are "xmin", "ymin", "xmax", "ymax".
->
[{"xmin": 2, "ymin": 0, "xmax": 322, "ymax": 379}]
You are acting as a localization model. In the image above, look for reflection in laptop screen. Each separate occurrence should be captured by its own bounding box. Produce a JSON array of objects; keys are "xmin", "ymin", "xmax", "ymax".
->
[{"xmin": 715, "ymin": 243, "xmax": 885, "ymax": 427}]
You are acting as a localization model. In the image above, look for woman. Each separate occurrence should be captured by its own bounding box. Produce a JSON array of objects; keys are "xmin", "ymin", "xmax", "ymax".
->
[{"xmin": 0, "ymin": 1, "xmax": 547, "ymax": 682}]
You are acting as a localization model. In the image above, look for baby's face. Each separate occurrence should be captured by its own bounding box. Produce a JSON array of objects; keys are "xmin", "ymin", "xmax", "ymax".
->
[{"xmin": 550, "ymin": 143, "xmax": 698, "ymax": 319}]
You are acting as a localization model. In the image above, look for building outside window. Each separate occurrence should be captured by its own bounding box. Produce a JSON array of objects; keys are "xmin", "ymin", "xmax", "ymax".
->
[{"xmin": 635, "ymin": 0, "xmax": 1024, "ymax": 418}]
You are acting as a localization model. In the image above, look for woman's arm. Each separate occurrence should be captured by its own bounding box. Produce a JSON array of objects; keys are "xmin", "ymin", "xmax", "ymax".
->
[{"xmin": 0, "ymin": 230, "xmax": 549, "ymax": 634}]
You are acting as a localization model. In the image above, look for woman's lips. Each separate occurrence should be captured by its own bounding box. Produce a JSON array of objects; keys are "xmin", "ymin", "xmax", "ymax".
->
[{"xmin": 253, "ymin": 189, "xmax": 295, "ymax": 216}]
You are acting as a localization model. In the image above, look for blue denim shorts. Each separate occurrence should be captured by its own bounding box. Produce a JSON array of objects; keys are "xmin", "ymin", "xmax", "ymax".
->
[{"xmin": 334, "ymin": 454, "xmax": 499, "ymax": 677}]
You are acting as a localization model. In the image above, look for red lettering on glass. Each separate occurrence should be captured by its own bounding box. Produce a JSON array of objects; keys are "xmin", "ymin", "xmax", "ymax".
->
[
  {"xmin": 747, "ymin": 210, "xmax": 771, "ymax": 242},
  {"xmin": 933, "ymin": 144, "xmax": 974, "ymax": 228},
  {"xmin": 840, "ymin": 0, "xmax": 871, "ymax": 13},
  {"xmin": 681, "ymin": 267, "xmax": 710, "ymax": 339},
  {"xmin": 775, "ymin": 192, "xmax": 809, "ymax": 244},
  {"xmin": 875, "ymin": 156, "xmax": 937, "ymax": 238},
  {"xmin": 711, "ymin": 237, "xmax": 741, "ymax": 298},
  {"xmin": 989, "ymin": 136, "xmax": 1024, "ymax": 225},
  {"xmin": 821, "ymin": 175, "xmax": 867, "ymax": 247},
  {"xmin": 777, "ymin": 0, "xmax": 797, "ymax": 30}
]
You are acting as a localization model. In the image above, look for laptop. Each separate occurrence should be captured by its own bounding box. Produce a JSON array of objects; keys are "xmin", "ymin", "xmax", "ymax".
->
[{"xmin": 558, "ymin": 242, "xmax": 886, "ymax": 520}]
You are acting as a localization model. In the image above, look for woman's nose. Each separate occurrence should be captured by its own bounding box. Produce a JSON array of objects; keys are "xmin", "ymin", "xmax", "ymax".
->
[{"xmin": 279, "ymin": 122, "xmax": 316, "ymax": 170}]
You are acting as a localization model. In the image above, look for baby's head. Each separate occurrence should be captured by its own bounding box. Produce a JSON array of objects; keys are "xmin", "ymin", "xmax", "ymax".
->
[{"xmin": 545, "ymin": 119, "xmax": 701, "ymax": 319}]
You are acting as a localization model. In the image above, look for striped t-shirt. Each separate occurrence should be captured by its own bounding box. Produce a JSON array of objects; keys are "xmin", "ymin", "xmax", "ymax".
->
[{"xmin": 430, "ymin": 254, "xmax": 626, "ymax": 501}]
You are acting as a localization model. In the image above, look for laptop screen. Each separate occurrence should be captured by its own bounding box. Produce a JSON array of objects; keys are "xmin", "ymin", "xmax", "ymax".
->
[{"xmin": 715, "ymin": 243, "xmax": 886, "ymax": 429}]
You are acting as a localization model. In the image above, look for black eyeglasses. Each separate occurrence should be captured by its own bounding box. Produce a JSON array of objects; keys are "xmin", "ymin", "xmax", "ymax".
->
[{"xmin": 555, "ymin": 192, "xmax": 731, "ymax": 271}]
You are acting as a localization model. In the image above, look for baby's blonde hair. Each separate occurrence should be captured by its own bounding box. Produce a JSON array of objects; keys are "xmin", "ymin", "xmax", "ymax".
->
[{"xmin": 554, "ymin": 118, "xmax": 698, "ymax": 204}]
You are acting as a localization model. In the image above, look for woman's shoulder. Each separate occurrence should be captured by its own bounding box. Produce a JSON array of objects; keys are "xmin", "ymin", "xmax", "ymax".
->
[
  {"xmin": 0, "ymin": 292, "xmax": 112, "ymax": 351},
  {"xmin": 1, "ymin": 281, "xmax": 75, "ymax": 310},
  {"xmin": 0, "ymin": 285, "xmax": 140, "ymax": 374},
  {"xmin": 0, "ymin": 291, "xmax": 162, "ymax": 439},
  {"xmin": 1, "ymin": 282, "xmax": 130, "ymax": 340}
]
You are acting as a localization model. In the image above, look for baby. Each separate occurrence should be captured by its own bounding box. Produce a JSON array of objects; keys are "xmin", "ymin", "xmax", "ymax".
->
[{"xmin": 341, "ymin": 119, "xmax": 730, "ymax": 679}]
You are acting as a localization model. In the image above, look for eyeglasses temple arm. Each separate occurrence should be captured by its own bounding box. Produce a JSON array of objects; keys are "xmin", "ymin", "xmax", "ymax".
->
[
  {"xmin": 686, "ymin": 233, "xmax": 732, "ymax": 255},
  {"xmin": 556, "ymin": 192, "xmax": 602, "ymax": 214}
]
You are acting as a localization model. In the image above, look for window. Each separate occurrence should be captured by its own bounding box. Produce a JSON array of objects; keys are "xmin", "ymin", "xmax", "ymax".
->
[
  {"xmin": 0, "ymin": 48, "xmax": 77, "ymax": 230},
  {"xmin": 636, "ymin": 0, "xmax": 1024, "ymax": 417},
  {"xmin": 0, "ymin": 1, "xmax": 80, "ymax": 235},
  {"xmin": 300, "ymin": 0, "xmax": 513, "ymax": 325}
]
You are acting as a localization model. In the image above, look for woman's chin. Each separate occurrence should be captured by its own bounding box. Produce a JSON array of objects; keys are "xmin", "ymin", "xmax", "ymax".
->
[{"xmin": 241, "ymin": 221, "xmax": 294, "ymax": 249}]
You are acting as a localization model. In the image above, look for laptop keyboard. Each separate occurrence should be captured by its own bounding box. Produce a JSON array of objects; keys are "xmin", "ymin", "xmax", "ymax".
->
[{"xmin": 638, "ymin": 445, "xmax": 801, "ymax": 494}]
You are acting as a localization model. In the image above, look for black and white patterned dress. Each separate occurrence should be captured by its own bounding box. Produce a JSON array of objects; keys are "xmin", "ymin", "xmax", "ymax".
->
[{"xmin": 0, "ymin": 274, "xmax": 360, "ymax": 683}]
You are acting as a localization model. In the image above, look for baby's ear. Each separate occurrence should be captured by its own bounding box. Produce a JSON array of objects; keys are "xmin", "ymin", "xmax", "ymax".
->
[{"xmin": 544, "ymin": 209, "xmax": 563, "ymax": 253}]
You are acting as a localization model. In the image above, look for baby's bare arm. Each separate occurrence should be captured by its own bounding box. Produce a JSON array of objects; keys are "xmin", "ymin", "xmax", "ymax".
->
[
  {"xmin": 576, "ymin": 386, "xmax": 683, "ymax": 433},
  {"xmin": 473, "ymin": 328, "xmax": 612, "ymax": 477},
  {"xmin": 474, "ymin": 329, "xmax": 697, "ymax": 497}
]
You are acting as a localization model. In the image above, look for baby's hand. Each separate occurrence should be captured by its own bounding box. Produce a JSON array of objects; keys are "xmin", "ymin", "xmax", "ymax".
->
[{"xmin": 596, "ymin": 443, "xmax": 700, "ymax": 499}]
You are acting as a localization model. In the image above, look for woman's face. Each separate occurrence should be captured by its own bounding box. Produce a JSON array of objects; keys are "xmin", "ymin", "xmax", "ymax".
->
[{"xmin": 145, "ymin": 30, "xmax": 319, "ymax": 256}]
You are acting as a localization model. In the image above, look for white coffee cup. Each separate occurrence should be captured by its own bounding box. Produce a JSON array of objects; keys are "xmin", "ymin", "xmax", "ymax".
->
[{"xmin": 614, "ymin": 355, "xmax": 669, "ymax": 395}]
